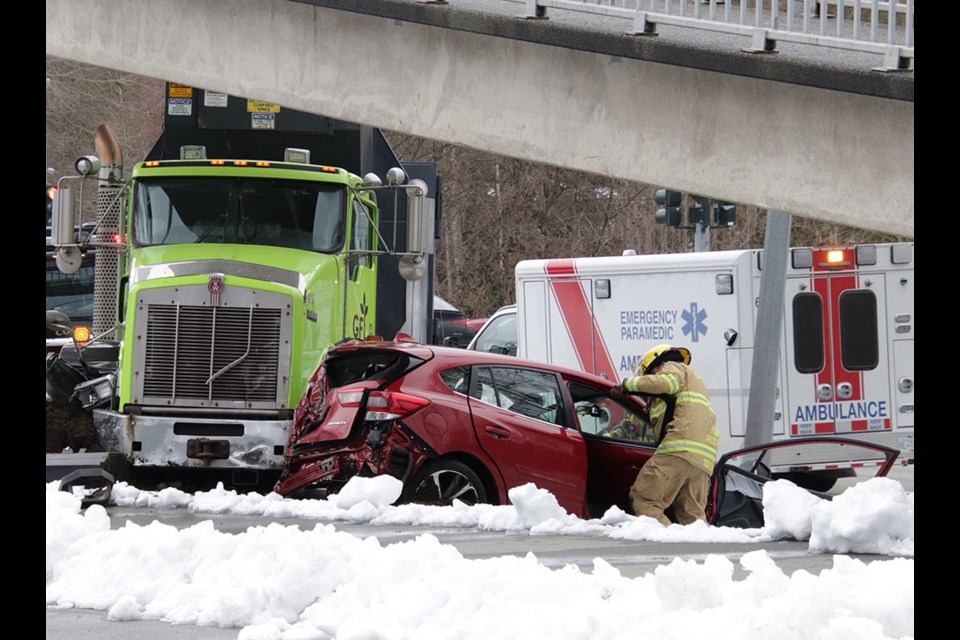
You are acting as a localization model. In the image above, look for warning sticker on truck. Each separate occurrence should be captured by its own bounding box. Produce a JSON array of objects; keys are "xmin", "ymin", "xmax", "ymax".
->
[
  {"xmin": 169, "ymin": 83, "xmax": 193, "ymax": 98},
  {"xmin": 167, "ymin": 97, "xmax": 192, "ymax": 116},
  {"xmin": 251, "ymin": 112, "xmax": 275, "ymax": 130},
  {"xmin": 204, "ymin": 91, "xmax": 228, "ymax": 107},
  {"xmin": 247, "ymin": 100, "xmax": 281, "ymax": 113}
]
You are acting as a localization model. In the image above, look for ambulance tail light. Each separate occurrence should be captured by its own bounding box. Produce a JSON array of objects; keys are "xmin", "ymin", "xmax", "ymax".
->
[
  {"xmin": 791, "ymin": 248, "xmax": 813, "ymax": 269},
  {"xmin": 890, "ymin": 243, "xmax": 912, "ymax": 265},
  {"xmin": 855, "ymin": 245, "xmax": 877, "ymax": 266}
]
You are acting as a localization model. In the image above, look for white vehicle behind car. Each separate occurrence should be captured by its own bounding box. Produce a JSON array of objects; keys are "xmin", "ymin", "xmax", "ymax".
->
[{"xmin": 469, "ymin": 243, "xmax": 915, "ymax": 492}]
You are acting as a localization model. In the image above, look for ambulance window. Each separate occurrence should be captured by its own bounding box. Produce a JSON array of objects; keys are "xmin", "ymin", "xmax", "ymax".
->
[
  {"xmin": 792, "ymin": 292, "xmax": 824, "ymax": 373},
  {"xmin": 839, "ymin": 290, "xmax": 879, "ymax": 371}
]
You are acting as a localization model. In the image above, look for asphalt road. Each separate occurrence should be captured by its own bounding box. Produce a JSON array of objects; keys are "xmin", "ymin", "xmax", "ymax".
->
[{"xmin": 46, "ymin": 465, "xmax": 913, "ymax": 639}]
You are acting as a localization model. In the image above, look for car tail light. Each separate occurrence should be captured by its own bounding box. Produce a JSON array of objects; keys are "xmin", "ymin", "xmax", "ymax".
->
[
  {"xmin": 337, "ymin": 388, "xmax": 431, "ymax": 421},
  {"xmin": 453, "ymin": 319, "xmax": 485, "ymax": 331}
]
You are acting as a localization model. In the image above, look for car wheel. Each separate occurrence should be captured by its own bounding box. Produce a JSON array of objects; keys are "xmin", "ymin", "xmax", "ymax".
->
[{"xmin": 403, "ymin": 459, "xmax": 487, "ymax": 506}]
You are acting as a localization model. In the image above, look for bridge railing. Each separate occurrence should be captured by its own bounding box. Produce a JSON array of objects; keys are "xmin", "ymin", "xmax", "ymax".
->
[{"xmin": 517, "ymin": 0, "xmax": 914, "ymax": 71}]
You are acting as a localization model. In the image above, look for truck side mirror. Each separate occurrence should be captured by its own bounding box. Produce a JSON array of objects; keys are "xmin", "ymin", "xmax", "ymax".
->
[
  {"xmin": 51, "ymin": 185, "xmax": 76, "ymax": 247},
  {"xmin": 405, "ymin": 178, "xmax": 430, "ymax": 255},
  {"xmin": 398, "ymin": 178, "xmax": 432, "ymax": 282}
]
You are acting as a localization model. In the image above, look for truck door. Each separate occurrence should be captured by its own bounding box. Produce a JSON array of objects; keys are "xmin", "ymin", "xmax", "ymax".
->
[
  {"xmin": 346, "ymin": 198, "xmax": 377, "ymax": 339},
  {"xmin": 783, "ymin": 266, "xmax": 892, "ymax": 440}
]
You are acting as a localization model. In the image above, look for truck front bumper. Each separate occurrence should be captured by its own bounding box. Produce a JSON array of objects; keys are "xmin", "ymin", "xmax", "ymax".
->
[{"xmin": 93, "ymin": 409, "xmax": 289, "ymax": 471}]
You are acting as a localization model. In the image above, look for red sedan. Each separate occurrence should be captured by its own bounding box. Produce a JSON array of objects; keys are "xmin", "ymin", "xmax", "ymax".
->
[{"xmin": 275, "ymin": 337, "xmax": 899, "ymax": 526}]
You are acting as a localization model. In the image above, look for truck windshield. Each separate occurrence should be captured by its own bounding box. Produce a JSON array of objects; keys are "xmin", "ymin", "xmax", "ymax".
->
[{"xmin": 132, "ymin": 177, "xmax": 346, "ymax": 251}]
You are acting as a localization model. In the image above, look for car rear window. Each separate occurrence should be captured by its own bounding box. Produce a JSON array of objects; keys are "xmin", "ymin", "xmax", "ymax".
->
[{"xmin": 324, "ymin": 351, "xmax": 424, "ymax": 389}]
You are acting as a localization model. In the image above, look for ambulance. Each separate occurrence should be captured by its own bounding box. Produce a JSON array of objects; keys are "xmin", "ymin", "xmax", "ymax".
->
[{"xmin": 474, "ymin": 243, "xmax": 914, "ymax": 491}]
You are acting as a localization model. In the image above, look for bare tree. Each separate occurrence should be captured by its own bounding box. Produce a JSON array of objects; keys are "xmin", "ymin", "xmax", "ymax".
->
[
  {"xmin": 46, "ymin": 57, "xmax": 165, "ymax": 186},
  {"xmin": 46, "ymin": 56, "xmax": 908, "ymax": 321}
]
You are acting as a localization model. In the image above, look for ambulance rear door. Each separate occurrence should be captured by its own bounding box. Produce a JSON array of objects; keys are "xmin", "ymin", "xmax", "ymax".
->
[{"xmin": 782, "ymin": 247, "xmax": 897, "ymax": 458}]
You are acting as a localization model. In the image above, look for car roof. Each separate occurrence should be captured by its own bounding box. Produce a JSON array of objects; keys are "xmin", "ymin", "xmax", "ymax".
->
[
  {"xmin": 433, "ymin": 295, "xmax": 460, "ymax": 312},
  {"xmin": 331, "ymin": 335, "xmax": 614, "ymax": 387}
]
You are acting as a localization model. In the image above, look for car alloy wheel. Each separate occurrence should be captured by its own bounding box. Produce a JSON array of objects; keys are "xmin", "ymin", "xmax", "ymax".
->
[{"xmin": 406, "ymin": 459, "xmax": 487, "ymax": 506}]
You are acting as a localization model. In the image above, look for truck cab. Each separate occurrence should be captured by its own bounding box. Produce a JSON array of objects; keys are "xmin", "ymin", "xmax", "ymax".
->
[{"xmin": 46, "ymin": 86, "xmax": 441, "ymax": 492}]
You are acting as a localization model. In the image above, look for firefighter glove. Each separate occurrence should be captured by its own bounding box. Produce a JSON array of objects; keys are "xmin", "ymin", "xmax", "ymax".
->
[{"xmin": 610, "ymin": 384, "xmax": 627, "ymax": 401}]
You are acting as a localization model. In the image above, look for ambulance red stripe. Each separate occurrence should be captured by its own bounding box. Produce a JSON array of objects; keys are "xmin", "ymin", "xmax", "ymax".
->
[{"xmin": 544, "ymin": 260, "xmax": 618, "ymax": 380}]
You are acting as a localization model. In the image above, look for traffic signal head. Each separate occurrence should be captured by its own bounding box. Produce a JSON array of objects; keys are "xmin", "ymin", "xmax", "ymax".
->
[
  {"xmin": 654, "ymin": 188, "xmax": 681, "ymax": 207},
  {"xmin": 46, "ymin": 185, "xmax": 57, "ymax": 225},
  {"xmin": 654, "ymin": 189, "xmax": 682, "ymax": 226},
  {"xmin": 714, "ymin": 201, "xmax": 737, "ymax": 226},
  {"xmin": 655, "ymin": 206, "xmax": 681, "ymax": 226},
  {"xmin": 688, "ymin": 196, "xmax": 710, "ymax": 226}
]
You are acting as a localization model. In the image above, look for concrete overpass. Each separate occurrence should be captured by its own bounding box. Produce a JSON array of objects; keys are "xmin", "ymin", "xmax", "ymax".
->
[{"xmin": 45, "ymin": 0, "xmax": 913, "ymax": 237}]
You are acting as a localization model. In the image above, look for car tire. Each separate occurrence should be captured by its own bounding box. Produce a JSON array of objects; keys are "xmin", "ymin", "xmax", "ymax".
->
[{"xmin": 403, "ymin": 459, "xmax": 487, "ymax": 506}]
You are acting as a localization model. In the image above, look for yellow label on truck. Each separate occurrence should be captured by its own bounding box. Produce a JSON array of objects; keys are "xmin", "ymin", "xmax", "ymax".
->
[
  {"xmin": 247, "ymin": 100, "xmax": 281, "ymax": 113},
  {"xmin": 169, "ymin": 83, "xmax": 193, "ymax": 98}
]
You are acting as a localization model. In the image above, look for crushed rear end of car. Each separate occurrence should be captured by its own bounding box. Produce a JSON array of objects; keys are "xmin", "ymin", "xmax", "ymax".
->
[{"xmin": 274, "ymin": 341, "xmax": 436, "ymax": 499}]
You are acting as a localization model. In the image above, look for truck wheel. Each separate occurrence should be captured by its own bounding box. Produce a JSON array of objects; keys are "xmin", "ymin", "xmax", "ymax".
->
[{"xmin": 403, "ymin": 459, "xmax": 487, "ymax": 506}]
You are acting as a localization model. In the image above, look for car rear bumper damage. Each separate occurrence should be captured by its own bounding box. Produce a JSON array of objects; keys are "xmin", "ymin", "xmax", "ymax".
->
[{"xmin": 275, "ymin": 425, "xmax": 430, "ymax": 498}]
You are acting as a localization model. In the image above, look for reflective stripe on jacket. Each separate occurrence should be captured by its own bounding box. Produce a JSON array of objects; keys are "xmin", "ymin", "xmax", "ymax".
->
[{"xmin": 622, "ymin": 361, "xmax": 719, "ymax": 475}]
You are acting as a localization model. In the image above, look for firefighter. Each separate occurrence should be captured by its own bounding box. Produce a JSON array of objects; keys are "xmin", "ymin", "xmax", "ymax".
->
[{"xmin": 610, "ymin": 343, "xmax": 720, "ymax": 525}]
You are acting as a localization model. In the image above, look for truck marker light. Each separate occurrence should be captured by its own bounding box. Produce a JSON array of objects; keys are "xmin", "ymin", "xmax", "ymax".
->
[
  {"xmin": 211, "ymin": 160, "xmax": 225, "ymax": 166},
  {"xmin": 73, "ymin": 325, "xmax": 91, "ymax": 346},
  {"xmin": 256, "ymin": 161, "xmax": 270, "ymax": 167},
  {"xmin": 112, "ymin": 233, "xmax": 126, "ymax": 245},
  {"xmin": 233, "ymin": 160, "xmax": 249, "ymax": 167},
  {"xmin": 144, "ymin": 161, "xmax": 161, "ymax": 167}
]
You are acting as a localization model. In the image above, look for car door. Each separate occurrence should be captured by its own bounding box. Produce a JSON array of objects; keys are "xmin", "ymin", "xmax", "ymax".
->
[
  {"xmin": 705, "ymin": 436, "xmax": 900, "ymax": 528},
  {"xmin": 567, "ymin": 381, "xmax": 656, "ymax": 517},
  {"xmin": 467, "ymin": 365, "xmax": 588, "ymax": 516}
]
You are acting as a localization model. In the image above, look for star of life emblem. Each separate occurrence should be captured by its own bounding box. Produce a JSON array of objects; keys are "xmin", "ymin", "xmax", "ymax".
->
[{"xmin": 208, "ymin": 273, "xmax": 225, "ymax": 306}]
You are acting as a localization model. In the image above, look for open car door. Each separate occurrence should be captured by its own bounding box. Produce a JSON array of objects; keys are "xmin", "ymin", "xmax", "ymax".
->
[{"xmin": 706, "ymin": 437, "xmax": 900, "ymax": 528}]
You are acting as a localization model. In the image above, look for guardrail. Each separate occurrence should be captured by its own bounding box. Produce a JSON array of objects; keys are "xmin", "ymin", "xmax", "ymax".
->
[{"xmin": 516, "ymin": 0, "xmax": 914, "ymax": 71}]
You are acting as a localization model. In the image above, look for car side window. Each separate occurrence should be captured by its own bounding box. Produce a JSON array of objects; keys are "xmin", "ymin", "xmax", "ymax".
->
[
  {"xmin": 439, "ymin": 366, "xmax": 471, "ymax": 395},
  {"xmin": 569, "ymin": 382, "xmax": 653, "ymax": 443},
  {"xmin": 470, "ymin": 366, "xmax": 566, "ymax": 426}
]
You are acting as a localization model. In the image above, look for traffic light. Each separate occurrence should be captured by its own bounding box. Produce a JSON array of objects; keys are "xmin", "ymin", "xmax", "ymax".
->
[
  {"xmin": 714, "ymin": 201, "xmax": 736, "ymax": 226},
  {"xmin": 688, "ymin": 196, "xmax": 710, "ymax": 226},
  {"xmin": 654, "ymin": 189, "xmax": 682, "ymax": 226},
  {"xmin": 46, "ymin": 185, "xmax": 57, "ymax": 225}
]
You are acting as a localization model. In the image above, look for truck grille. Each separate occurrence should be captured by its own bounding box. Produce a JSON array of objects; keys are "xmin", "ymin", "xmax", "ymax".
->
[
  {"xmin": 143, "ymin": 305, "xmax": 282, "ymax": 402},
  {"xmin": 132, "ymin": 283, "xmax": 294, "ymax": 409}
]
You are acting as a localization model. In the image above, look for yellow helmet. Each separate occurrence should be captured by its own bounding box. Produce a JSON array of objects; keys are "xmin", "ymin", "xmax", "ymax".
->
[{"xmin": 634, "ymin": 343, "xmax": 691, "ymax": 375}]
